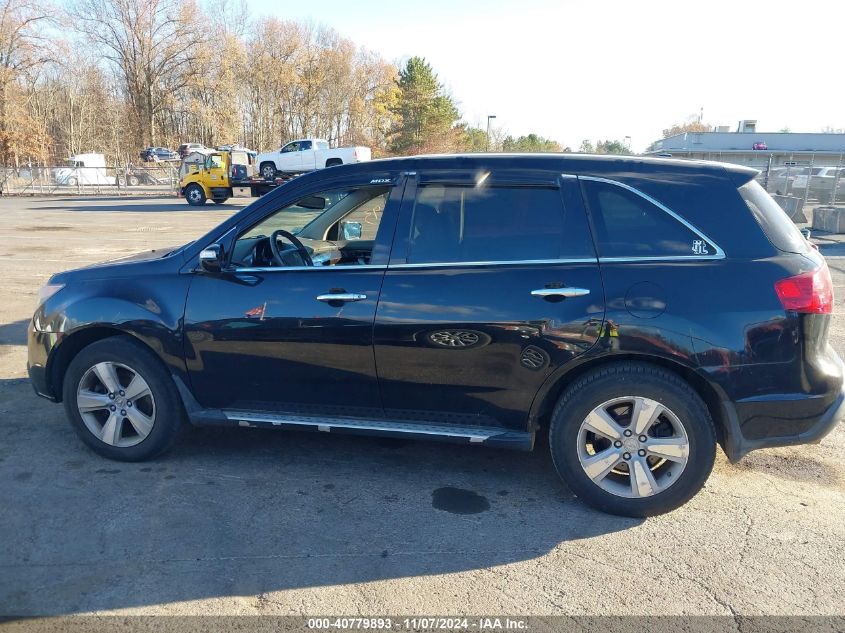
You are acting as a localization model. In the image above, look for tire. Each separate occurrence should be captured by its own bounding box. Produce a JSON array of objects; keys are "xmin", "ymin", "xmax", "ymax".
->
[
  {"xmin": 62, "ymin": 336, "xmax": 184, "ymax": 462},
  {"xmin": 325, "ymin": 158, "xmax": 343, "ymax": 168},
  {"xmin": 115, "ymin": 175, "xmax": 126, "ymax": 187},
  {"xmin": 67, "ymin": 176, "xmax": 78, "ymax": 187},
  {"xmin": 260, "ymin": 162, "xmax": 277, "ymax": 180},
  {"xmin": 184, "ymin": 184, "xmax": 206, "ymax": 206},
  {"xmin": 549, "ymin": 362, "xmax": 716, "ymax": 517},
  {"xmin": 128, "ymin": 175, "xmax": 140, "ymax": 187},
  {"xmin": 213, "ymin": 198, "xmax": 229, "ymax": 205}
]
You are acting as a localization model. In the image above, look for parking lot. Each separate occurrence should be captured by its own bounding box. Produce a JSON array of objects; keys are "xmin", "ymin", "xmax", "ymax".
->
[{"xmin": 1, "ymin": 195, "xmax": 844, "ymax": 617}]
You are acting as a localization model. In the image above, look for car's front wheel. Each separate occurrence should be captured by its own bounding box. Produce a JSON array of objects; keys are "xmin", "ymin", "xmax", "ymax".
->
[
  {"xmin": 62, "ymin": 336, "xmax": 184, "ymax": 461},
  {"xmin": 549, "ymin": 363, "xmax": 716, "ymax": 517},
  {"xmin": 184, "ymin": 184, "xmax": 206, "ymax": 206}
]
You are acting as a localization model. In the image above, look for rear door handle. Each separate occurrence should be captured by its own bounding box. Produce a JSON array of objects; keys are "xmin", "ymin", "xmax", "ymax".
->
[
  {"xmin": 531, "ymin": 287, "xmax": 590, "ymax": 298},
  {"xmin": 316, "ymin": 293, "xmax": 367, "ymax": 303}
]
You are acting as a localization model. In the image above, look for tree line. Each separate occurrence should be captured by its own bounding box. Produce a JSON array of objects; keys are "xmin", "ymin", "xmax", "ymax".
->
[{"xmin": 0, "ymin": 0, "xmax": 631, "ymax": 167}]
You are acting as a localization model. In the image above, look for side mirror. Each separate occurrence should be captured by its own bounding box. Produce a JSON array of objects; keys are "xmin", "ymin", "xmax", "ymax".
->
[
  {"xmin": 339, "ymin": 220, "xmax": 363, "ymax": 240},
  {"xmin": 199, "ymin": 244, "xmax": 224, "ymax": 272}
]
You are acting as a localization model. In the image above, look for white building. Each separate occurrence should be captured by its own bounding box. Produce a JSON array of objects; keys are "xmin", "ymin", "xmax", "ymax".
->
[{"xmin": 646, "ymin": 121, "xmax": 845, "ymax": 171}]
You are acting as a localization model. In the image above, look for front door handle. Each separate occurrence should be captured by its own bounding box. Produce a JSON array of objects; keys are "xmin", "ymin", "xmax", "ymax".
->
[
  {"xmin": 531, "ymin": 287, "xmax": 590, "ymax": 298},
  {"xmin": 316, "ymin": 292, "xmax": 367, "ymax": 303}
]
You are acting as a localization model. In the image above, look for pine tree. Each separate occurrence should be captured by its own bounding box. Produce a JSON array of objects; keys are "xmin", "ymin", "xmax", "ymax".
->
[{"xmin": 390, "ymin": 57, "xmax": 460, "ymax": 154}]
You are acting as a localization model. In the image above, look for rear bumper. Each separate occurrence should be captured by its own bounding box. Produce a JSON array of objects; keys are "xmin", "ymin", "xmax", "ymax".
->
[{"xmin": 722, "ymin": 354, "xmax": 845, "ymax": 461}]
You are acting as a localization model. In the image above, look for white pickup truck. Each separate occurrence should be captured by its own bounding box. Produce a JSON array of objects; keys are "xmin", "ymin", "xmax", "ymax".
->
[{"xmin": 255, "ymin": 138, "xmax": 371, "ymax": 179}]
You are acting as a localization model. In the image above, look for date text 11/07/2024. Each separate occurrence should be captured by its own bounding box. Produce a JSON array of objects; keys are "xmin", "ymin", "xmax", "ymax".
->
[{"xmin": 306, "ymin": 617, "xmax": 529, "ymax": 630}]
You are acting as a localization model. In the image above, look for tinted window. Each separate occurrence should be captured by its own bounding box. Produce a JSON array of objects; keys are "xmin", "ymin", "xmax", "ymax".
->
[
  {"xmin": 583, "ymin": 180, "xmax": 716, "ymax": 258},
  {"xmin": 738, "ymin": 180, "xmax": 808, "ymax": 254},
  {"xmin": 406, "ymin": 186, "xmax": 566, "ymax": 264},
  {"xmin": 300, "ymin": 140, "xmax": 312, "ymax": 151}
]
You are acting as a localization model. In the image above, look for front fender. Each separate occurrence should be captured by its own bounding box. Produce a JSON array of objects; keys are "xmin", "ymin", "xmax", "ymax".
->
[{"xmin": 30, "ymin": 274, "xmax": 192, "ymax": 399}]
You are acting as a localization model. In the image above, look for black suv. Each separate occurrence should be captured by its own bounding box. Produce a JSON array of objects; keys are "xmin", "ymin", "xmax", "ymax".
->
[{"xmin": 27, "ymin": 155, "xmax": 844, "ymax": 516}]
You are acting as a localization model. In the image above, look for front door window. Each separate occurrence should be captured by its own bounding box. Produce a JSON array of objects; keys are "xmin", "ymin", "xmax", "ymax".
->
[{"xmin": 230, "ymin": 187, "xmax": 390, "ymax": 268}]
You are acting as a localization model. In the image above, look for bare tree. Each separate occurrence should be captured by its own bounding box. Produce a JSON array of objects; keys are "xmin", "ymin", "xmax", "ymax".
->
[
  {"xmin": 68, "ymin": 0, "xmax": 205, "ymax": 146},
  {"xmin": 0, "ymin": 0, "xmax": 53, "ymax": 164}
]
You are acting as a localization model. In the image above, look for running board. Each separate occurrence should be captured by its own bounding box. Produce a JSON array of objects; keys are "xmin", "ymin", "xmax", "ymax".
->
[{"xmin": 208, "ymin": 409, "xmax": 535, "ymax": 451}]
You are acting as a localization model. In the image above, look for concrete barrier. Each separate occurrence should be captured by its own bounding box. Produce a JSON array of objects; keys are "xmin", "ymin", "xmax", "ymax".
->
[
  {"xmin": 812, "ymin": 206, "xmax": 845, "ymax": 234},
  {"xmin": 772, "ymin": 194, "xmax": 807, "ymax": 223}
]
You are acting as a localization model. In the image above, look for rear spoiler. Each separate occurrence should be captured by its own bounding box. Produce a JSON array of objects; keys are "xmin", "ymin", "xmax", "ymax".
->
[{"xmin": 723, "ymin": 164, "xmax": 758, "ymax": 187}]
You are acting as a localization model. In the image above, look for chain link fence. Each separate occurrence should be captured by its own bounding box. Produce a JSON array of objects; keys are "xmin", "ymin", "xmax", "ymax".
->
[
  {"xmin": 752, "ymin": 153, "xmax": 845, "ymax": 227},
  {"xmin": 756, "ymin": 155, "xmax": 845, "ymax": 202},
  {"xmin": 0, "ymin": 162, "xmax": 181, "ymax": 196}
]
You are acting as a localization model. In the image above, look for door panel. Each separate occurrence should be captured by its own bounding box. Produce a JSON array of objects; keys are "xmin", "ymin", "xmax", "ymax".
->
[
  {"xmin": 182, "ymin": 175, "xmax": 406, "ymax": 416},
  {"xmin": 374, "ymin": 262, "xmax": 604, "ymax": 429},
  {"xmin": 205, "ymin": 154, "xmax": 227, "ymax": 186},
  {"xmin": 373, "ymin": 176, "xmax": 604, "ymax": 431},
  {"xmin": 184, "ymin": 268, "xmax": 385, "ymax": 415}
]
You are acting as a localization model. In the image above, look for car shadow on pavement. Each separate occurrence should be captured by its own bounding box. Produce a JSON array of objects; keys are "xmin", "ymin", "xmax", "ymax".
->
[
  {"xmin": 35, "ymin": 202, "xmax": 236, "ymax": 213},
  {"xmin": 0, "ymin": 319, "xmax": 28, "ymax": 346},
  {"xmin": 33, "ymin": 195, "xmax": 247, "ymax": 213},
  {"xmin": 0, "ymin": 377, "xmax": 640, "ymax": 616}
]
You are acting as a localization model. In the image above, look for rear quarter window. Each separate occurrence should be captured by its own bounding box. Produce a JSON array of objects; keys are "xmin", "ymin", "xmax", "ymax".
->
[
  {"xmin": 738, "ymin": 180, "xmax": 808, "ymax": 254},
  {"xmin": 582, "ymin": 180, "xmax": 718, "ymax": 258}
]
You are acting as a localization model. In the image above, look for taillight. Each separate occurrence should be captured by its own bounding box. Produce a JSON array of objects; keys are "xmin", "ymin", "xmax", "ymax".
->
[{"xmin": 775, "ymin": 261, "xmax": 833, "ymax": 314}]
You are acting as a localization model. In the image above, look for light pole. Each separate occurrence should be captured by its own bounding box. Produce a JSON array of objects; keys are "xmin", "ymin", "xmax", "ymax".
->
[{"xmin": 486, "ymin": 115, "xmax": 497, "ymax": 152}]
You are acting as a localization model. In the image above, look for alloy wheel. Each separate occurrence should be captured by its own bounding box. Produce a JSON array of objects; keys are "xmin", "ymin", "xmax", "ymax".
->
[
  {"xmin": 577, "ymin": 396, "xmax": 689, "ymax": 498},
  {"xmin": 76, "ymin": 361, "xmax": 156, "ymax": 447}
]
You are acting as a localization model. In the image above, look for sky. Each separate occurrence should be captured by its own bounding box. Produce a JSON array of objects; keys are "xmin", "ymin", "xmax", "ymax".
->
[{"xmin": 245, "ymin": 0, "xmax": 845, "ymax": 152}]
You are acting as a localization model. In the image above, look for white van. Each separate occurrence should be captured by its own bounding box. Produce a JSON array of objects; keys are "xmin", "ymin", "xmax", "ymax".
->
[{"xmin": 55, "ymin": 154, "xmax": 114, "ymax": 186}]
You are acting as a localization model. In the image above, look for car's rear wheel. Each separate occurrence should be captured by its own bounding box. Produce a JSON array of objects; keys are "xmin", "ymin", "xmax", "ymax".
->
[
  {"xmin": 62, "ymin": 337, "xmax": 184, "ymax": 461},
  {"xmin": 549, "ymin": 363, "xmax": 716, "ymax": 517},
  {"xmin": 184, "ymin": 184, "xmax": 206, "ymax": 206},
  {"xmin": 128, "ymin": 175, "xmax": 140, "ymax": 187}
]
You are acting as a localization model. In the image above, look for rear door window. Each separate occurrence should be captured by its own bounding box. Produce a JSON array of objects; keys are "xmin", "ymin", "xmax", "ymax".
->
[
  {"xmin": 406, "ymin": 186, "xmax": 570, "ymax": 264},
  {"xmin": 738, "ymin": 180, "xmax": 808, "ymax": 254},
  {"xmin": 582, "ymin": 179, "xmax": 718, "ymax": 258}
]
